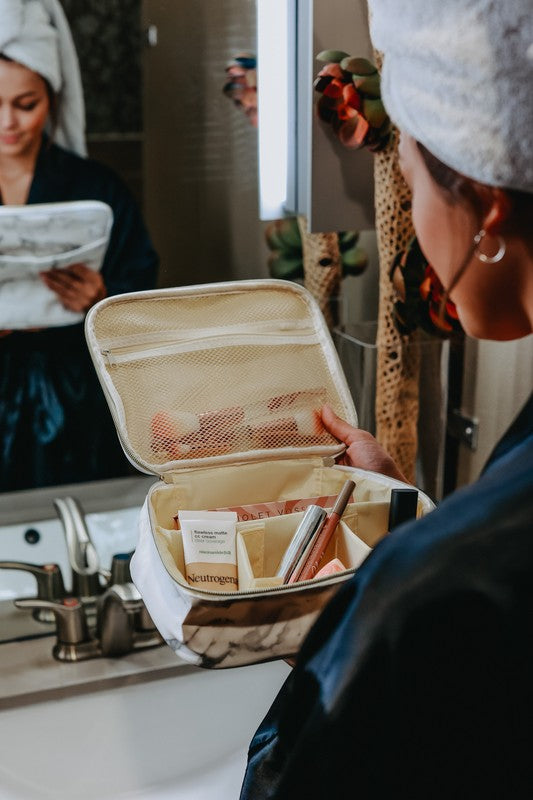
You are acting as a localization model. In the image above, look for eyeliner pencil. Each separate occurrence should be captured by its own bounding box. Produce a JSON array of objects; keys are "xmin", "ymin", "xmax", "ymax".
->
[{"xmin": 296, "ymin": 479, "xmax": 355, "ymax": 582}]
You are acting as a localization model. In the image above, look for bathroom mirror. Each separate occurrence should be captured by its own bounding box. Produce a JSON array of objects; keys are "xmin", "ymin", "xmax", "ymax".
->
[
  {"xmin": 0, "ymin": 0, "xmax": 278, "ymax": 643},
  {"xmin": 0, "ymin": 0, "xmax": 380, "ymax": 647},
  {"xmin": 1, "ymin": 0, "xmax": 377, "ymax": 498},
  {"xmin": 0, "ymin": 0, "xmax": 268, "ymax": 499}
]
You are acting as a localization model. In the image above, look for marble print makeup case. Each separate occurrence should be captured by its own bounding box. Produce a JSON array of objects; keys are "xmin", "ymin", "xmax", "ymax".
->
[
  {"xmin": 85, "ymin": 279, "xmax": 434, "ymax": 668},
  {"xmin": 0, "ymin": 201, "xmax": 113, "ymax": 328}
]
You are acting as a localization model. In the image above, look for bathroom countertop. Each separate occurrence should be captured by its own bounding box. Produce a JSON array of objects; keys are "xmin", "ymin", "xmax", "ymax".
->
[
  {"xmin": 0, "ymin": 637, "xmax": 195, "ymax": 710},
  {"xmin": 0, "ymin": 474, "xmax": 155, "ymax": 526},
  {"xmin": 0, "ymin": 476, "xmax": 199, "ymax": 712}
]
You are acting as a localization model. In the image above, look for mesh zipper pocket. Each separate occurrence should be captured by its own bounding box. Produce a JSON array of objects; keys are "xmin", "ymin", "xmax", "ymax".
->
[
  {"xmin": 101, "ymin": 330, "xmax": 322, "ymax": 366},
  {"xmin": 97, "ymin": 327, "xmax": 343, "ymax": 467}
]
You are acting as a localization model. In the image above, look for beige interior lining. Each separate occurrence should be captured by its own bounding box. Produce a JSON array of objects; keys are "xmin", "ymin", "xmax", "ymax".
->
[
  {"xmin": 149, "ymin": 459, "xmax": 353, "ymax": 529},
  {"xmin": 148, "ymin": 461, "xmax": 431, "ymax": 594}
]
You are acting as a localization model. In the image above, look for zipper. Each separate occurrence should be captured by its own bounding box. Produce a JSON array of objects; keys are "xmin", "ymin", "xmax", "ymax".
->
[
  {"xmin": 101, "ymin": 326, "xmax": 321, "ymax": 366},
  {"xmin": 160, "ymin": 551, "xmax": 356, "ymax": 599},
  {"xmin": 99, "ymin": 319, "xmax": 312, "ymax": 350}
]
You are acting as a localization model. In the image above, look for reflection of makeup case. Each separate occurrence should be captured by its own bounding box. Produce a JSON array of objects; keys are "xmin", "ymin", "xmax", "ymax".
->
[{"xmin": 85, "ymin": 279, "xmax": 433, "ymax": 668}]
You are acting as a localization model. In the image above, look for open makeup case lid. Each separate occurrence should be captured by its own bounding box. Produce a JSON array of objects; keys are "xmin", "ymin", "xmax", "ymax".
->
[
  {"xmin": 85, "ymin": 279, "xmax": 359, "ymax": 478},
  {"xmin": 86, "ymin": 280, "xmax": 435, "ymax": 668}
]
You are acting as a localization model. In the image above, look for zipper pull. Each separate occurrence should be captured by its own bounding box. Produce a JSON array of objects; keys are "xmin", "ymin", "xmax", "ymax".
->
[{"xmin": 101, "ymin": 349, "xmax": 117, "ymax": 366}]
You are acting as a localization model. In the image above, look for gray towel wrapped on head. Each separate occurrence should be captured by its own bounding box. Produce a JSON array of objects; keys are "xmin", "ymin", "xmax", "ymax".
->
[
  {"xmin": 0, "ymin": 0, "xmax": 86, "ymax": 156},
  {"xmin": 369, "ymin": 0, "xmax": 533, "ymax": 193}
]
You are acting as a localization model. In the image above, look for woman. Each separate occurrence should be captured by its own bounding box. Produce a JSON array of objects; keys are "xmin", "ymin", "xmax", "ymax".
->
[
  {"xmin": 241, "ymin": 1, "xmax": 533, "ymax": 797},
  {"xmin": 0, "ymin": 0, "xmax": 158, "ymax": 491}
]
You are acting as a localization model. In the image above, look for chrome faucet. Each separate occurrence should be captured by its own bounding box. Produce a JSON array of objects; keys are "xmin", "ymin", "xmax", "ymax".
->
[
  {"xmin": 8, "ymin": 498, "xmax": 163, "ymax": 661},
  {"xmin": 53, "ymin": 496, "xmax": 102, "ymax": 599},
  {"xmin": 15, "ymin": 582, "xmax": 162, "ymax": 661}
]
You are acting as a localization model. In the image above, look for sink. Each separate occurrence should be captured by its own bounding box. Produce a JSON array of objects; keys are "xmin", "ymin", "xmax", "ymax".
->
[
  {"xmin": 0, "ymin": 507, "xmax": 141, "ymax": 600},
  {"xmin": 0, "ymin": 478, "xmax": 291, "ymax": 798},
  {"xmin": 0, "ymin": 653, "xmax": 290, "ymax": 800}
]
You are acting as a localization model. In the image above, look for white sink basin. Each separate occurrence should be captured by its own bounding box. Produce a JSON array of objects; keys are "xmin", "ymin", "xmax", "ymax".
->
[
  {"xmin": 0, "ymin": 483, "xmax": 290, "ymax": 799},
  {"xmin": 0, "ymin": 659, "xmax": 290, "ymax": 800},
  {"xmin": 0, "ymin": 507, "xmax": 141, "ymax": 600}
]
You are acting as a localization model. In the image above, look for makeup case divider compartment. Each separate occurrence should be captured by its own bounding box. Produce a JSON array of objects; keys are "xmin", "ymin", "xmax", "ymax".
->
[{"xmin": 85, "ymin": 279, "xmax": 434, "ymax": 668}]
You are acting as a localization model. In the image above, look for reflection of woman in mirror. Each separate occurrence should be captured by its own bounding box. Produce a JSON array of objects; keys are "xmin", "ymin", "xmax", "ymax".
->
[
  {"xmin": 223, "ymin": 53, "xmax": 257, "ymax": 128},
  {"xmin": 0, "ymin": 0, "xmax": 158, "ymax": 491}
]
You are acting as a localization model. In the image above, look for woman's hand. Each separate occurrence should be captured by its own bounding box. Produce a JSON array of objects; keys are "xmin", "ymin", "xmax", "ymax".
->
[
  {"xmin": 321, "ymin": 404, "xmax": 409, "ymax": 483},
  {"xmin": 40, "ymin": 264, "xmax": 107, "ymax": 313}
]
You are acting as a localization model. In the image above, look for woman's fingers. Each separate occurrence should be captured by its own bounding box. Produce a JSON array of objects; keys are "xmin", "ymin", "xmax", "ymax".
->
[
  {"xmin": 321, "ymin": 403, "xmax": 360, "ymax": 446},
  {"xmin": 40, "ymin": 264, "xmax": 107, "ymax": 312},
  {"xmin": 321, "ymin": 404, "xmax": 409, "ymax": 482}
]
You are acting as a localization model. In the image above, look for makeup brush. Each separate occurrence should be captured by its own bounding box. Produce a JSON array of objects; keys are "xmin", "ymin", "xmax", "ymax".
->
[{"xmin": 295, "ymin": 479, "xmax": 355, "ymax": 582}]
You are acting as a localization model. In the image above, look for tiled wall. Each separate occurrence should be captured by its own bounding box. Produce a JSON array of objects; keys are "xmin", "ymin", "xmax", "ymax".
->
[
  {"xmin": 61, "ymin": 0, "xmax": 142, "ymax": 134},
  {"xmin": 60, "ymin": 1, "xmax": 143, "ymax": 202}
]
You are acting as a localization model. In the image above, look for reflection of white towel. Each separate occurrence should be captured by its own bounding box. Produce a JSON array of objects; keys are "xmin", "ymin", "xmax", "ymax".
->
[
  {"xmin": 369, "ymin": 0, "xmax": 533, "ymax": 193},
  {"xmin": 0, "ymin": 0, "xmax": 86, "ymax": 156},
  {"xmin": 0, "ymin": 201, "xmax": 113, "ymax": 329}
]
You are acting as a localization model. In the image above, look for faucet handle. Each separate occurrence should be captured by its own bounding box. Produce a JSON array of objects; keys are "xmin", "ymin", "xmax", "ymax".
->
[
  {"xmin": 0, "ymin": 561, "xmax": 66, "ymax": 623},
  {"xmin": 96, "ymin": 552, "xmax": 133, "ymax": 591},
  {"xmin": 96, "ymin": 584, "xmax": 138, "ymax": 657},
  {"xmin": 97, "ymin": 583, "xmax": 162, "ymax": 657},
  {"xmin": 14, "ymin": 598, "xmax": 99, "ymax": 662},
  {"xmin": 109, "ymin": 552, "xmax": 134, "ymax": 586}
]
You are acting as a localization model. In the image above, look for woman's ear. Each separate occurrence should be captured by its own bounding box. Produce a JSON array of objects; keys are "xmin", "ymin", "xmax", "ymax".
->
[{"xmin": 483, "ymin": 188, "xmax": 512, "ymax": 234}]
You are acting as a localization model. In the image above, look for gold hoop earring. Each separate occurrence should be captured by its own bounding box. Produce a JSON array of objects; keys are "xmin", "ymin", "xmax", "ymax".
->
[{"xmin": 473, "ymin": 229, "xmax": 506, "ymax": 263}]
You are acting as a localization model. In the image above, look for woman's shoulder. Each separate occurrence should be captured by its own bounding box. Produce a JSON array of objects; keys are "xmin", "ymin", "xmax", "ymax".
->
[
  {"xmin": 38, "ymin": 140, "xmax": 133, "ymax": 203},
  {"xmin": 297, "ymin": 431, "xmax": 533, "ymax": 685},
  {"xmin": 304, "ymin": 411, "xmax": 533, "ymax": 653}
]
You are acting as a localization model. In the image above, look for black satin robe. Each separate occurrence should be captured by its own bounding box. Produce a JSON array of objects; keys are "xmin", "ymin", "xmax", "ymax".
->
[
  {"xmin": 241, "ymin": 393, "xmax": 533, "ymax": 799},
  {"xmin": 0, "ymin": 138, "xmax": 158, "ymax": 490}
]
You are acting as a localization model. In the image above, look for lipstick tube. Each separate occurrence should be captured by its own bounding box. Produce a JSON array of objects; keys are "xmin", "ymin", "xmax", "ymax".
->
[
  {"xmin": 296, "ymin": 479, "xmax": 356, "ymax": 582},
  {"xmin": 275, "ymin": 505, "xmax": 327, "ymax": 584}
]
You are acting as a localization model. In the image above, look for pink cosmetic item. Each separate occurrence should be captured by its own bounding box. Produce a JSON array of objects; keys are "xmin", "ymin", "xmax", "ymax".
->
[
  {"xmin": 313, "ymin": 557, "xmax": 346, "ymax": 579},
  {"xmin": 296, "ymin": 479, "xmax": 356, "ymax": 582},
  {"xmin": 198, "ymin": 406, "xmax": 245, "ymax": 434},
  {"xmin": 172, "ymin": 493, "xmax": 351, "ymax": 529},
  {"xmin": 246, "ymin": 411, "xmax": 325, "ymax": 445},
  {"xmin": 150, "ymin": 410, "xmax": 200, "ymax": 459},
  {"xmin": 266, "ymin": 388, "xmax": 326, "ymax": 413}
]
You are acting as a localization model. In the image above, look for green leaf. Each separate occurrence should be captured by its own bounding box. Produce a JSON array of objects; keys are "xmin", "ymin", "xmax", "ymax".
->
[
  {"xmin": 316, "ymin": 49, "xmax": 350, "ymax": 64},
  {"xmin": 340, "ymin": 56, "xmax": 377, "ymax": 75},
  {"xmin": 353, "ymin": 73, "xmax": 381, "ymax": 98},
  {"xmin": 276, "ymin": 217, "xmax": 302, "ymax": 250},
  {"xmin": 363, "ymin": 98, "xmax": 388, "ymax": 129},
  {"xmin": 342, "ymin": 246, "xmax": 368, "ymax": 275},
  {"xmin": 268, "ymin": 255, "xmax": 304, "ymax": 281},
  {"xmin": 338, "ymin": 231, "xmax": 359, "ymax": 251},
  {"xmin": 264, "ymin": 228, "xmax": 285, "ymax": 252}
]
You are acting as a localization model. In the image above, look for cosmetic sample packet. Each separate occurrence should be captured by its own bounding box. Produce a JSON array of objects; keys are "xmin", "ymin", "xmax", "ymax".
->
[{"xmin": 173, "ymin": 494, "xmax": 354, "ymax": 528}]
